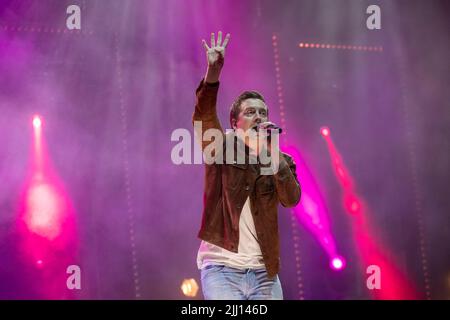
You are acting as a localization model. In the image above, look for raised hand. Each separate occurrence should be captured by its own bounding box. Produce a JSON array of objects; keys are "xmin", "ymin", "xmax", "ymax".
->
[{"xmin": 203, "ymin": 31, "xmax": 230, "ymax": 83}]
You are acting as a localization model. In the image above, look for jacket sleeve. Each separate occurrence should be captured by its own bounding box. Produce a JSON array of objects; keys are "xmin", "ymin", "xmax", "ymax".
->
[
  {"xmin": 192, "ymin": 79, "xmax": 224, "ymax": 153},
  {"xmin": 274, "ymin": 152, "xmax": 301, "ymax": 208}
]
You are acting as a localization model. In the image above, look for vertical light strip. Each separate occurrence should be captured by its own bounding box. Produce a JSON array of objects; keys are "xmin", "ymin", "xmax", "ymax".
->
[
  {"xmin": 114, "ymin": 33, "xmax": 141, "ymax": 299},
  {"xmin": 394, "ymin": 46, "xmax": 431, "ymax": 300},
  {"xmin": 271, "ymin": 33, "xmax": 305, "ymax": 300}
]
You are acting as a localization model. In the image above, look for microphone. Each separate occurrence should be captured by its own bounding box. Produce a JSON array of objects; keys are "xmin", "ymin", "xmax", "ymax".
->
[{"xmin": 254, "ymin": 123, "xmax": 283, "ymax": 134}]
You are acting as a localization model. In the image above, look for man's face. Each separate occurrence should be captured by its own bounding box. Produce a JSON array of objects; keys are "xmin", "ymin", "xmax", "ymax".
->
[{"xmin": 234, "ymin": 98, "xmax": 268, "ymax": 132}]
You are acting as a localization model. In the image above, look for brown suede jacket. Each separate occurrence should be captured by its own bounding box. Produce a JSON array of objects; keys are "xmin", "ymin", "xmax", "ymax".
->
[{"xmin": 192, "ymin": 79, "xmax": 301, "ymax": 278}]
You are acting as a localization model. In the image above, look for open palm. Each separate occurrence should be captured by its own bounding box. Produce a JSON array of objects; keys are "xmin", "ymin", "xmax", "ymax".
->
[{"xmin": 202, "ymin": 31, "xmax": 231, "ymax": 69}]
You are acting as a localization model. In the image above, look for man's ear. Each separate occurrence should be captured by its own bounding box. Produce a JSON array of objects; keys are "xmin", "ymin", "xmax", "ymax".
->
[{"xmin": 231, "ymin": 119, "xmax": 237, "ymax": 129}]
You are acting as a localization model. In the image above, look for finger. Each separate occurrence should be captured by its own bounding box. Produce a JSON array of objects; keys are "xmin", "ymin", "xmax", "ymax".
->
[
  {"xmin": 222, "ymin": 33, "xmax": 231, "ymax": 48},
  {"xmin": 202, "ymin": 39, "xmax": 210, "ymax": 51},
  {"xmin": 217, "ymin": 31, "xmax": 222, "ymax": 47},
  {"xmin": 210, "ymin": 32, "xmax": 216, "ymax": 48}
]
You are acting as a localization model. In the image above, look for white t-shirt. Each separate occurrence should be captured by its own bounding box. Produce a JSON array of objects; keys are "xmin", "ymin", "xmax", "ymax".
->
[{"xmin": 197, "ymin": 197, "xmax": 265, "ymax": 270}]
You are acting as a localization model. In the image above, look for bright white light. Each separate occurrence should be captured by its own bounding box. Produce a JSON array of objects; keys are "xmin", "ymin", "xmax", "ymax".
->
[
  {"xmin": 330, "ymin": 257, "xmax": 345, "ymax": 270},
  {"xmin": 33, "ymin": 116, "xmax": 42, "ymax": 128},
  {"xmin": 320, "ymin": 126, "xmax": 330, "ymax": 137}
]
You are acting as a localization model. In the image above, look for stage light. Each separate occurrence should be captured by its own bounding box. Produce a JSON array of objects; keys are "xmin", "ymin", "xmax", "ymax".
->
[
  {"xmin": 298, "ymin": 41, "xmax": 382, "ymax": 52},
  {"xmin": 25, "ymin": 183, "xmax": 62, "ymax": 240},
  {"xmin": 33, "ymin": 115, "xmax": 42, "ymax": 128},
  {"xmin": 344, "ymin": 194, "xmax": 361, "ymax": 214},
  {"xmin": 330, "ymin": 257, "xmax": 345, "ymax": 270},
  {"xmin": 181, "ymin": 278, "xmax": 199, "ymax": 297},
  {"xmin": 350, "ymin": 201, "xmax": 360, "ymax": 213},
  {"xmin": 320, "ymin": 126, "xmax": 330, "ymax": 137}
]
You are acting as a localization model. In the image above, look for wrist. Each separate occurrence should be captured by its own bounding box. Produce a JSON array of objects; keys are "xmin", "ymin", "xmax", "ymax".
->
[{"xmin": 205, "ymin": 67, "xmax": 221, "ymax": 83}]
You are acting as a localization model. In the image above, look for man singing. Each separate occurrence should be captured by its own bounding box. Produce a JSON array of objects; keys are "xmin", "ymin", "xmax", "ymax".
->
[{"xmin": 193, "ymin": 31, "xmax": 301, "ymax": 300}]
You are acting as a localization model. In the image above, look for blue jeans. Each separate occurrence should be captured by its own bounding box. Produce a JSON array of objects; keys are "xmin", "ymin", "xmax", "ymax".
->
[{"xmin": 200, "ymin": 265, "xmax": 283, "ymax": 300}]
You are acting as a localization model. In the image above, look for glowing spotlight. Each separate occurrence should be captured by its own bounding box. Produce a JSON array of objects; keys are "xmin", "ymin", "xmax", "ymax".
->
[
  {"xmin": 320, "ymin": 127, "xmax": 330, "ymax": 137},
  {"xmin": 330, "ymin": 257, "xmax": 346, "ymax": 270},
  {"xmin": 33, "ymin": 115, "xmax": 42, "ymax": 128},
  {"xmin": 25, "ymin": 183, "xmax": 63, "ymax": 239},
  {"xmin": 181, "ymin": 278, "xmax": 199, "ymax": 298},
  {"xmin": 36, "ymin": 259, "xmax": 44, "ymax": 268},
  {"xmin": 350, "ymin": 201, "xmax": 360, "ymax": 213},
  {"xmin": 299, "ymin": 43, "xmax": 304, "ymax": 48},
  {"xmin": 344, "ymin": 194, "xmax": 361, "ymax": 214}
]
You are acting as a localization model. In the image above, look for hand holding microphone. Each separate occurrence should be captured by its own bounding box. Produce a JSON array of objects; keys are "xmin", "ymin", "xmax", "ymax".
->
[{"xmin": 255, "ymin": 122, "xmax": 283, "ymax": 134}]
